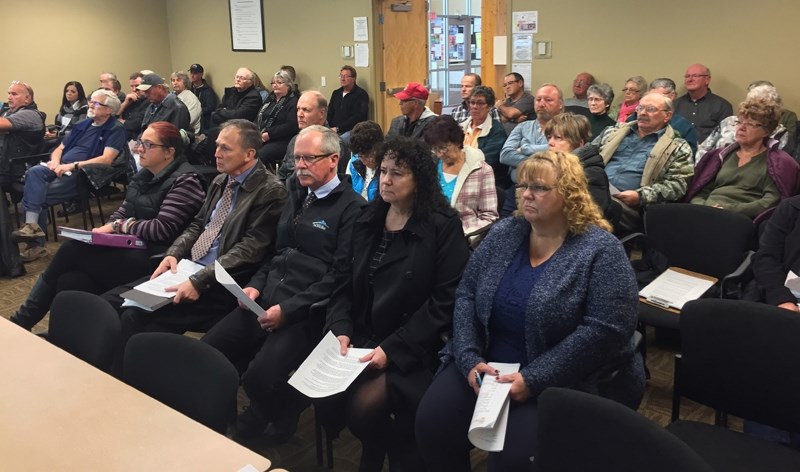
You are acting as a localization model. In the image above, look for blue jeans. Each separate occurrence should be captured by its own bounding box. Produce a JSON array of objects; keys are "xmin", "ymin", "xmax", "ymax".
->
[{"xmin": 21, "ymin": 164, "xmax": 81, "ymax": 247}]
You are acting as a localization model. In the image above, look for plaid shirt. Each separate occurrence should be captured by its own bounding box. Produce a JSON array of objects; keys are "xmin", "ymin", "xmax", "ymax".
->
[
  {"xmin": 452, "ymin": 147, "xmax": 499, "ymax": 233},
  {"xmin": 451, "ymin": 102, "xmax": 500, "ymax": 123}
]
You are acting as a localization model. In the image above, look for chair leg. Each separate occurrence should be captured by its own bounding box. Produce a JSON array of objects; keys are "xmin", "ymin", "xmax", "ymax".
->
[
  {"xmin": 49, "ymin": 206, "xmax": 58, "ymax": 242},
  {"xmin": 95, "ymin": 194, "xmax": 104, "ymax": 224},
  {"xmin": 315, "ymin": 407, "xmax": 324, "ymax": 467}
]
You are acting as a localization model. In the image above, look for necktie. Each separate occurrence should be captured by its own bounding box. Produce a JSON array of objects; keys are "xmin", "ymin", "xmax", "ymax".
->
[
  {"xmin": 191, "ymin": 179, "xmax": 238, "ymax": 261},
  {"xmin": 293, "ymin": 191, "xmax": 317, "ymax": 224}
]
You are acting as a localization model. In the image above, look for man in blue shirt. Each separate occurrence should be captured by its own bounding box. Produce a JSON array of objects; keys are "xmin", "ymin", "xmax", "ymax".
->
[
  {"xmin": 12, "ymin": 90, "xmax": 125, "ymax": 261},
  {"xmin": 593, "ymin": 93, "xmax": 694, "ymax": 231}
]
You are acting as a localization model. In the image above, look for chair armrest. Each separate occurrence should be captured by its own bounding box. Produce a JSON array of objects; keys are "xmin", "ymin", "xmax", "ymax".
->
[
  {"xmin": 720, "ymin": 250, "xmax": 754, "ymax": 298},
  {"xmin": 464, "ymin": 221, "xmax": 496, "ymax": 239},
  {"xmin": 618, "ymin": 232, "xmax": 645, "ymax": 247}
]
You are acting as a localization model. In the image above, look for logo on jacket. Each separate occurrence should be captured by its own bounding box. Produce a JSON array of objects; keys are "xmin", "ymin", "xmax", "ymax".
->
[{"xmin": 312, "ymin": 220, "xmax": 329, "ymax": 230}]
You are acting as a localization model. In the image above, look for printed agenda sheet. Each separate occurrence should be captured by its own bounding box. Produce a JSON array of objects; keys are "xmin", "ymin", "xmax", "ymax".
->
[
  {"xmin": 288, "ymin": 331, "xmax": 373, "ymax": 398},
  {"xmin": 468, "ymin": 362, "xmax": 520, "ymax": 452}
]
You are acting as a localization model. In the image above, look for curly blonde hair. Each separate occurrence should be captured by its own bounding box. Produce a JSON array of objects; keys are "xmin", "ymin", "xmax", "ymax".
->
[{"xmin": 513, "ymin": 151, "xmax": 611, "ymax": 233}]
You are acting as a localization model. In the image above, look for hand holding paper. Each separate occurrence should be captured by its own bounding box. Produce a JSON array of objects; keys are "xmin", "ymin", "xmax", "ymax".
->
[
  {"xmin": 214, "ymin": 261, "xmax": 266, "ymax": 315},
  {"xmin": 468, "ymin": 362, "xmax": 520, "ymax": 452}
]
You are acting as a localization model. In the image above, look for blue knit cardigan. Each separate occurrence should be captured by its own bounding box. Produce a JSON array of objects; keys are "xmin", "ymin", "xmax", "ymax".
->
[{"xmin": 441, "ymin": 216, "xmax": 645, "ymax": 403}]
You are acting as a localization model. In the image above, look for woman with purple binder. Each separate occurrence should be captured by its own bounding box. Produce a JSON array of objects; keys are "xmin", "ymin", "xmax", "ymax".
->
[{"xmin": 9, "ymin": 122, "xmax": 205, "ymax": 331}]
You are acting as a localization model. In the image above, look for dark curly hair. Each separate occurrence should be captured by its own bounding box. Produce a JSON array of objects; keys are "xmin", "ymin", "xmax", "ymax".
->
[
  {"xmin": 374, "ymin": 136, "xmax": 450, "ymax": 219},
  {"xmin": 349, "ymin": 121, "xmax": 384, "ymax": 156},
  {"xmin": 423, "ymin": 115, "xmax": 465, "ymax": 149}
]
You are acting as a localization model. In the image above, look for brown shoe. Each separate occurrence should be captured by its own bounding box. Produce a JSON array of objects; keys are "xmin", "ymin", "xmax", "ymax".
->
[
  {"xmin": 11, "ymin": 223, "xmax": 46, "ymax": 242},
  {"xmin": 20, "ymin": 245, "xmax": 47, "ymax": 263}
]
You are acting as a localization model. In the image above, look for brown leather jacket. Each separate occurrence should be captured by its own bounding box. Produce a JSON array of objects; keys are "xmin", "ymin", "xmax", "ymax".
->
[{"xmin": 165, "ymin": 161, "xmax": 288, "ymax": 292}]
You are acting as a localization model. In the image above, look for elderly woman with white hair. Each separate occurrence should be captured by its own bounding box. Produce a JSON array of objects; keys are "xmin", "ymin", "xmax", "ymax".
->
[
  {"xmin": 697, "ymin": 82, "xmax": 797, "ymax": 162},
  {"xmin": 171, "ymin": 71, "xmax": 202, "ymax": 135}
]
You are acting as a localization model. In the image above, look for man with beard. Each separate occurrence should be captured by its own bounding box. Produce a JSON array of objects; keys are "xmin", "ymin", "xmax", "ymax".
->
[
  {"xmin": 592, "ymin": 92, "xmax": 694, "ymax": 231},
  {"xmin": 499, "ymin": 83, "xmax": 564, "ymax": 215}
]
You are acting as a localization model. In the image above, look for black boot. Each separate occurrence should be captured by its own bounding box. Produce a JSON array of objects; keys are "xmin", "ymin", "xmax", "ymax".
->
[{"xmin": 9, "ymin": 276, "xmax": 56, "ymax": 331}]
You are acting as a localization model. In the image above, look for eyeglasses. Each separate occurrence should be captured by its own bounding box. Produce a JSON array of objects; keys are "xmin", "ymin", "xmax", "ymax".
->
[
  {"xmin": 293, "ymin": 153, "xmax": 333, "ymax": 165},
  {"xmin": 733, "ymin": 120, "xmax": 764, "ymax": 130},
  {"xmin": 135, "ymin": 140, "xmax": 171, "ymax": 150},
  {"xmin": 339, "ymin": 75, "xmax": 353, "ymax": 80},
  {"xmin": 622, "ymin": 87, "xmax": 640, "ymax": 93},
  {"xmin": 234, "ymin": 75, "xmax": 252, "ymax": 81},
  {"xmin": 587, "ymin": 97, "xmax": 605, "ymax": 103},
  {"xmin": 431, "ymin": 145, "xmax": 450, "ymax": 154},
  {"xmin": 468, "ymin": 100, "xmax": 488, "ymax": 107},
  {"xmin": 573, "ymin": 80, "xmax": 588, "ymax": 86},
  {"xmin": 271, "ymin": 81, "xmax": 286, "ymax": 86},
  {"xmin": 684, "ymin": 74, "xmax": 709, "ymax": 79},
  {"xmin": 515, "ymin": 183, "xmax": 555, "ymax": 196},
  {"xmin": 635, "ymin": 105, "xmax": 667, "ymax": 114},
  {"xmin": 503, "ymin": 80, "xmax": 520, "ymax": 87},
  {"xmin": 89, "ymin": 100, "xmax": 111, "ymax": 108}
]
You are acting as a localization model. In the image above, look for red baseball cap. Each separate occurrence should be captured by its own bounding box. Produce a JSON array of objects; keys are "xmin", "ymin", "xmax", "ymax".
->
[{"xmin": 395, "ymin": 82, "xmax": 429, "ymax": 101}]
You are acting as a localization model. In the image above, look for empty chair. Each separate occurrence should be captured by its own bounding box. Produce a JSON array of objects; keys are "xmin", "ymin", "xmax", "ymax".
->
[
  {"xmin": 668, "ymin": 299, "xmax": 800, "ymax": 471},
  {"xmin": 123, "ymin": 332, "xmax": 239, "ymax": 434},
  {"xmin": 631, "ymin": 203, "xmax": 754, "ymax": 360},
  {"xmin": 535, "ymin": 387, "xmax": 714, "ymax": 472},
  {"xmin": 48, "ymin": 290, "xmax": 121, "ymax": 372}
]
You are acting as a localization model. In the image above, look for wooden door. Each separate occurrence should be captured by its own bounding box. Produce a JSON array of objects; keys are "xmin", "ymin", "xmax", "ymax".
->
[{"xmin": 374, "ymin": 0, "xmax": 429, "ymax": 131}]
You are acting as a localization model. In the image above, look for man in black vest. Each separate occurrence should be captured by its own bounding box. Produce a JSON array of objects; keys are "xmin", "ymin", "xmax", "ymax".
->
[{"xmin": 0, "ymin": 81, "xmax": 45, "ymax": 276}]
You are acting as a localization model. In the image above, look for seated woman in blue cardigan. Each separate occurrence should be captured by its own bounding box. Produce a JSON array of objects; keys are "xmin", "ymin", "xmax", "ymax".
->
[{"xmin": 416, "ymin": 150, "xmax": 645, "ymax": 472}]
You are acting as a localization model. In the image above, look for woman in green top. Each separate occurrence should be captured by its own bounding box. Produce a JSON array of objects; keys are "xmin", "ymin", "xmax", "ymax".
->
[{"xmin": 684, "ymin": 97, "xmax": 800, "ymax": 220}]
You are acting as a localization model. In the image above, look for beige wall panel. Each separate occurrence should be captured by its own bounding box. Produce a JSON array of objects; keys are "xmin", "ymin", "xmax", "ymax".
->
[
  {"xmin": 508, "ymin": 0, "xmax": 800, "ymax": 112},
  {"xmin": 166, "ymin": 0, "xmax": 375, "ymax": 119},
  {"xmin": 2, "ymin": 0, "xmax": 172, "ymax": 121}
]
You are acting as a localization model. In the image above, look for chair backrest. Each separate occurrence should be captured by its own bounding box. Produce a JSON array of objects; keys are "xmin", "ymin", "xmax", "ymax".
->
[
  {"xmin": 48, "ymin": 291, "xmax": 121, "ymax": 373},
  {"xmin": 644, "ymin": 203, "xmax": 754, "ymax": 278},
  {"xmin": 122, "ymin": 333, "xmax": 239, "ymax": 434},
  {"xmin": 535, "ymin": 387, "xmax": 713, "ymax": 472},
  {"xmin": 678, "ymin": 299, "xmax": 800, "ymax": 432}
]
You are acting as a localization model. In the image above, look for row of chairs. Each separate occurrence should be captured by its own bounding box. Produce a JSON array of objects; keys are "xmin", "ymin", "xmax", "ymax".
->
[{"xmin": 535, "ymin": 298, "xmax": 800, "ymax": 471}]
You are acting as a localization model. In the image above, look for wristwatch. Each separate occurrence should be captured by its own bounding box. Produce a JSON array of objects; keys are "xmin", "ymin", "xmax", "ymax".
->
[{"xmin": 73, "ymin": 162, "xmax": 79, "ymax": 171}]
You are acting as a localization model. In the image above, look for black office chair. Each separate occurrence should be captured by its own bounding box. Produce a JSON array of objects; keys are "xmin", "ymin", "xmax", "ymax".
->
[
  {"xmin": 123, "ymin": 332, "xmax": 240, "ymax": 434},
  {"xmin": 625, "ymin": 203, "xmax": 755, "ymax": 361},
  {"xmin": 668, "ymin": 299, "xmax": 800, "ymax": 471},
  {"xmin": 48, "ymin": 291, "xmax": 121, "ymax": 373},
  {"xmin": 535, "ymin": 387, "xmax": 714, "ymax": 472}
]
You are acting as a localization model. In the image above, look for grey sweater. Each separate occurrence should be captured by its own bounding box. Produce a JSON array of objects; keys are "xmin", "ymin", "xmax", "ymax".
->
[{"xmin": 442, "ymin": 216, "xmax": 645, "ymax": 406}]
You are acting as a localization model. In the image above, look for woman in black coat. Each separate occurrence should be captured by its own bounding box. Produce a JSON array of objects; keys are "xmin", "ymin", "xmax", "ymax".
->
[
  {"xmin": 255, "ymin": 70, "xmax": 299, "ymax": 165},
  {"xmin": 323, "ymin": 136, "xmax": 470, "ymax": 471}
]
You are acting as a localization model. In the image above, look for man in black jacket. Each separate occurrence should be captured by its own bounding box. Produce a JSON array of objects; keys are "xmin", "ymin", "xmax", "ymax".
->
[
  {"xmin": 189, "ymin": 64, "xmax": 218, "ymax": 135},
  {"xmin": 203, "ymin": 124, "xmax": 365, "ymax": 442},
  {"xmin": 327, "ymin": 65, "xmax": 369, "ymax": 142},
  {"xmin": 211, "ymin": 67, "xmax": 262, "ymax": 125}
]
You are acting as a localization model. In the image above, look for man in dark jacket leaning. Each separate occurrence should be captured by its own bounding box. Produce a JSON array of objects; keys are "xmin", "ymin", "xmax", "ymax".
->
[
  {"xmin": 104, "ymin": 119, "xmax": 287, "ymax": 372},
  {"xmin": 203, "ymin": 125, "xmax": 365, "ymax": 442}
]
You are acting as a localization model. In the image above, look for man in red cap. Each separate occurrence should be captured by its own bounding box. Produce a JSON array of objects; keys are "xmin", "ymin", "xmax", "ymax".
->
[{"xmin": 387, "ymin": 82, "xmax": 437, "ymax": 139}]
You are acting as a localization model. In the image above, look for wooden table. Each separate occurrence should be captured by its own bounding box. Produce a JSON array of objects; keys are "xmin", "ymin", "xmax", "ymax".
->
[{"xmin": 0, "ymin": 318, "xmax": 272, "ymax": 471}]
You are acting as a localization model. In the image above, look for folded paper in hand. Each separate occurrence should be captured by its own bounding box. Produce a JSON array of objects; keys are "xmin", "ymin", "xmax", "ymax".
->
[
  {"xmin": 468, "ymin": 362, "xmax": 520, "ymax": 452},
  {"xmin": 214, "ymin": 260, "xmax": 265, "ymax": 315},
  {"xmin": 288, "ymin": 331, "xmax": 372, "ymax": 398}
]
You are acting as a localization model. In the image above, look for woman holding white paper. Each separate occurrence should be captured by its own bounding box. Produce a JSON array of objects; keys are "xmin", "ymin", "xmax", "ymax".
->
[
  {"xmin": 9, "ymin": 122, "xmax": 204, "ymax": 331},
  {"xmin": 322, "ymin": 137, "xmax": 470, "ymax": 471},
  {"xmin": 415, "ymin": 151, "xmax": 644, "ymax": 471}
]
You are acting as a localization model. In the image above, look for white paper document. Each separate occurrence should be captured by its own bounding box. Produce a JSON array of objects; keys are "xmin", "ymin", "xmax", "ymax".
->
[
  {"xmin": 785, "ymin": 270, "xmax": 800, "ymax": 299},
  {"xmin": 639, "ymin": 268, "xmax": 716, "ymax": 310},
  {"xmin": 288, "ymin": 331, "xmax": 372, "ymax": 398},
  {"xmin": 468, "ymin": 362, "xmax": 520, "ymax": 452},
  {"xmin": 133, "ymin": 259, "xmax": 204, "ymax": 298},
  {"xmin": 215, "ymin": 261, "xmax": 265, "ymax": 315}
]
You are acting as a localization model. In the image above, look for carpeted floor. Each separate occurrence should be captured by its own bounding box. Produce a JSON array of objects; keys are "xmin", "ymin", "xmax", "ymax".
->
[{"xmin": 0, "ymin": 193, "xmax": 735, "ymax": 471}]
